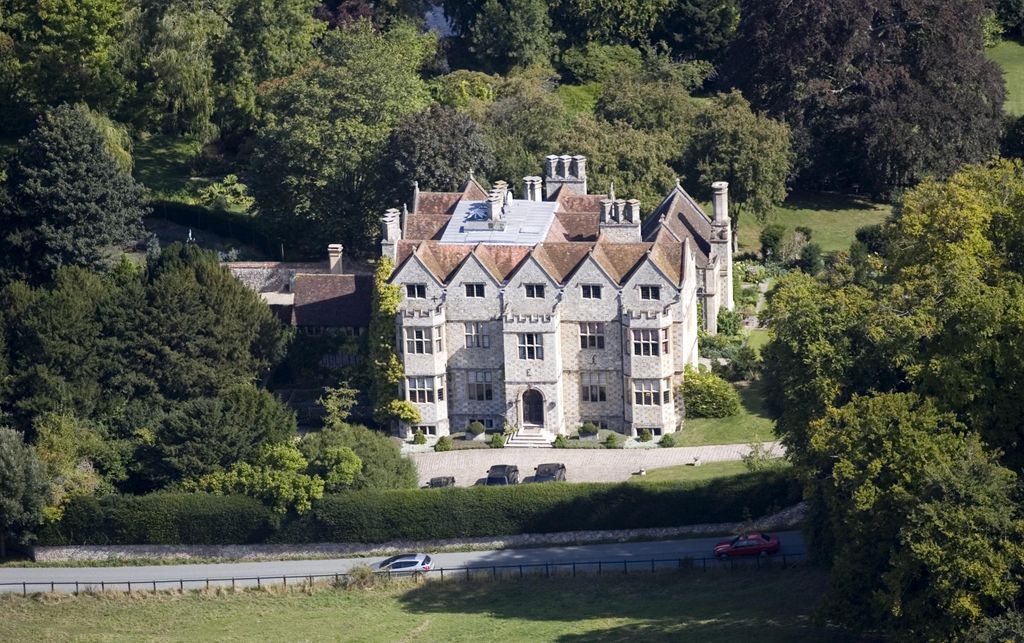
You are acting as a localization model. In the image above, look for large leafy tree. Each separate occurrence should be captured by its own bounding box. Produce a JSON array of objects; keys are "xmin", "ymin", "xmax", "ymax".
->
[
  {"xmin": 808, "ymin": 393, "xmax": 1024, "ymax": 639},
  {"xmin": 379, "ymin": 104, "xmax": 495, "ymax": 206},
  {"xmin": 0, "ymin": 0, "xmax": 131, "ymax": 131},
  {"xmin": 0, "ymin": 427, "xmax": 47, "ymax": 557},
  {"xmin": 0, "ymin": 105, "xmax": 148, "ymax": 283},
  {"xmin": 466, "ymin": 0, "xmax": 554, "ymax": 74},
  {"xmin": 726, "ymin": 0, "xmax": 1004, "ymax": 194},
  {"xmin": 684, "ymin": 91, "xmax": 793, "ymax": 226},
  {"xmin": 249, "ymin": 20, "xmax": 434, "ymax": 256}
]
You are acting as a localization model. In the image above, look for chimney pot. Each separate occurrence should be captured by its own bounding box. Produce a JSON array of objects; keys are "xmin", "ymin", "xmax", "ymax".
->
[
  {"xmin": 328, "ymin": 244, "xmax": 344, "ymax": 274},
  {"xmin": 711, "ymin": 181, "xmax": 729, "ymax": 223}
]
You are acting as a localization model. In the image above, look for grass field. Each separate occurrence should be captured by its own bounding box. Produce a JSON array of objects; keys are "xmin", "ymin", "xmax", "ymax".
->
[
  {"xmin": 738, "ymin": 192, "xmax": 891, "ymax": 255},
  {"xmin": 0, "ymin": 570, "xmax": 865, "ymax": 643},
  {"xmin": 676, "ymin": 379, "xmax": 775, "ymax": 447},
  {"xmin": 633, "ymin": 459, "xmax": 757, "ymax": 483},
  {"xmin": 133, "ymin": 135, "xmax": 205, "ymax": 202},
  {"xmin": 557, "ymin": 81, "xmax": 602, "ymax": 115},
  {"xmin": 990, "ymin": 38, "xmax": 1024, "ymax": 116}
]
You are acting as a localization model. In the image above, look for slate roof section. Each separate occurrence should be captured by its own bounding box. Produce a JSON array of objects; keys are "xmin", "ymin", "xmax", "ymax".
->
[
  {"xmin": 293, "ymin": 274, "xmax": 373, "ymax": 328},
  {"xmin": 643, "ymin": 184, "xmax": 714, "ymax": 267}
]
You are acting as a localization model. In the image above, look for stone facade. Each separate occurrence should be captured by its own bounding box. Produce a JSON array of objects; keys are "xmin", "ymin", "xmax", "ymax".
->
[{"xmin": 385, "ymin": 155, "xmax": 732, "ymax": 438}]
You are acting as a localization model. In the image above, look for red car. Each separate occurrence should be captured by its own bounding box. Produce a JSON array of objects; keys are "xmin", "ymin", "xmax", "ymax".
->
[{"xmin": 713, "ymin": 532, "xmax": 780, "ymax": 558}]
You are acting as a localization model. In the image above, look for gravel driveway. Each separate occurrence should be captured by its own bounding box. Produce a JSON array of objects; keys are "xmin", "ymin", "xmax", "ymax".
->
[{"xmin": 409, "ymin": 441, "xmax": 784, "ymax": 486}]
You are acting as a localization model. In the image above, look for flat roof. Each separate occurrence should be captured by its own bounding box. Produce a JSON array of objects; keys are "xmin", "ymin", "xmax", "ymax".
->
[{"xmin": 438, "ymin": 199, "xmax": 559, "ymax": 245}]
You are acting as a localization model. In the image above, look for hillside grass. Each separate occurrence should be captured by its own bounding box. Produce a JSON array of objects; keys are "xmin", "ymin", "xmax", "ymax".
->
[
  {"xmin": 0, "ymin": 570, "xmax": 866, "ymax": 643},
  {"xmin": 989, "ymin": 38, "xmax": 1024, "ymax": 116},
  {"xmin": 676, "ymin": 379, "xmax": 775, "ymax": 447},
  {"xmin": 738, "ymin": 192, "xmax": 891, "ymax": 255}
]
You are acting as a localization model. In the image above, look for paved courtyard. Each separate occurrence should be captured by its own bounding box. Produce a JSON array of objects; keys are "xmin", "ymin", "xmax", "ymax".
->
[{"xmin": 409, "ymin": 441, "xmax": 784, "ymax": 486}]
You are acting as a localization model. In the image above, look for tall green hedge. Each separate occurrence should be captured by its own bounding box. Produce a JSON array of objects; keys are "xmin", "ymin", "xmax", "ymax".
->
[
  {"xmin": 40, "ymin": 493, "xmax": 277, "ymax": 545},
  {"xmin": 38, "ymin": 471, "xmax": 800, "ymax": 546}
]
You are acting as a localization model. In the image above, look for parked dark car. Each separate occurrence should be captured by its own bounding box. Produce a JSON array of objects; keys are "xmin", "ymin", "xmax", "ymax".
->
[
  {"xmin": 713, "ymin": 533, "xmax": 780, "ymax": 559},
  {"xmin": 532, "ymin": 463, "xmax": 566, "ymax": 482},
  {"xmin": 485, "ymin": 465, "xmax": 520, "ymax": 485},
  {"xmin": 427, "ymin": 476, "xmax": 455, "ymax": 488}
]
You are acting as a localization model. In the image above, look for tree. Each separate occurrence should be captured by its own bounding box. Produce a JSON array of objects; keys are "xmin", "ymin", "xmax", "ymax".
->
[
  {"xmin": 300, "ymin": 423, "xmax": 417, "ymax": 489},
  {"xmin": 808, "ymin": 393, "xmax": 1024, "ymax": 638},
  {"xmin": 0, "ymin": 427, "xmax": 47, "ymax": 558},
  {"xmin": 0, "ymin": 104, "xmax": 148, "ymax": 282},
  {"xmin": 726, "ymin": 0, "xmax": 1004, "ymax": 194},
  {"xmin": 467, "ymin": 0, "xmax": 554, "ymax": 74},
  {"xmin": 32, "ymin": 412, "xmax": 108, "ymax": 520},
  {"xmin": 758, "ymin": 224, "xmax": 786, "ymax": 261},
  {"xmin": 548, "ymin": 0, "xmax": 668, "ymax": 46},
  {"xmin": 187, "ymin": 443, "xmax": 324, "ymax": 514},
  {"xmin": 249, "ymin": 20, "xmax": 434, "ymax": 255},
  {"xmin": 307, "ymin": 445, "xmax": 362, "ymax": 492},
  {"xmin": 150, "ymin": 385, "xmax": 296, "ymax": 486},
  {"xmin": 682, "ymin": 366, "xmax": 741, "ymax": 418},
  {"xmin": 0, "ymin": 0, "xmax": 131, "ymax": 130},
  {"xmin": 684, "ymin": 91, "xmax": 793, "ymax": 225},
  {"xmin": 651, "ymin": 0, "xmax": 740, "ymax": 59},
  {"xmin": 380, "ymin": 104, "xmax": 495, "ymax": 206},
  {"xmin": 797, "ymin": 242, "xmax": 823, "ymax": 274}
]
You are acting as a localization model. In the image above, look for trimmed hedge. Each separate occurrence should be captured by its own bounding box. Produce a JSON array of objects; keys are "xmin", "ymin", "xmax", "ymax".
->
[
  {"xmin": 150, "ymin": 200, "xmax": 292, "ymax": 260},
  {"xmin": 39, "ymin": 471, "xmax": 800, "ymax": 546},
  {"xmin": 40, "ymin": 493, "xmax": 276, "ymax": 546}
]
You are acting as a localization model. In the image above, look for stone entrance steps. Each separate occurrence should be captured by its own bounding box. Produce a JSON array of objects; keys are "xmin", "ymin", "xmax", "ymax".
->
[{"xmin": 506, "ymin": 428, "xmax": 555, "ymax": 448}]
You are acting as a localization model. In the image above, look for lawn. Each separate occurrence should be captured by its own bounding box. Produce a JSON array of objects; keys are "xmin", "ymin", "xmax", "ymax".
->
[
  {"xmin": 989, "ymin": 38, "xmax": 1024, "ymax": 116},
  {"xmin": 738, "ymin": 191, "xmax": 890, "ymax": 255},
  {"xmin": 557, "ymin": 81, "xmax": 602, "ymax": 114},
  {"xmin": 747, "ymin": 328, "xmax": 771, "ymax": 354},
  {"xmin": 632, "ymin": 459, "xmax": 756, "ymax": 483},
  {"xmin": 132, "ymin": 134, "xmax": 206, "ymax": 202},
  {"xmin": 675, "ymin": 379, "xmax": 775, "ymax": 447},
  {"xmin": 0, "ymin": 570, "xmax": 866, "ymax": 643}
]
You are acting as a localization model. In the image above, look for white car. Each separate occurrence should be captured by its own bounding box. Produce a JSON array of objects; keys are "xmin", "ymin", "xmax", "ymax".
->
[{"xmin": 371, "ymin": 553, "xmax": 433, "ymax": 574}]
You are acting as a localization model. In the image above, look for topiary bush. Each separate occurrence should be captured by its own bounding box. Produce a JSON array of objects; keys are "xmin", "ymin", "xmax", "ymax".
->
[
  {"xmin": 553, "ymin": 435, "xmax": 568, "ymax": 448},
  {"xmin": 603, "ymin": 433, "xmax": 624, "ymax": 449},
  {"xmin": 434, "ymin": 436, "xmax": 453, "ymax": 452},
  {"xmin": 578, "ymin": 422, "xmax": 599, "ymax": 437},
  {"xmin": 683, "ymin": 367, "xmax": 741, "ymax": 418},
  {"xmin": 467, "ymin": 421, "xmax": 485, "ymax": 436},
  {"xmin": 489, "ymin": 433, "xmax": 505, "ymax": 448},
  {"xmin": 639, "ymin": 428, "xmax": 653, "ymax": 442},
  {"xmin": 412, "ymin": 429, "xmax": 426, "ymax": 445},
  {"xmin": 659, "ymin": 433, "xmax": 676, "ymax": 448}
]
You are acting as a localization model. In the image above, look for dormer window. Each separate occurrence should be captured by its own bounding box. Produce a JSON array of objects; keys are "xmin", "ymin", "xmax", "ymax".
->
[
  {"xmin": 525, "ymin": 284, "xmax": 545, "ymax": 298},
  {"xmin": 640, "ymin": 285, "xmax": 660, "ymax": 300},
  {"xmin": 406, "ymin": 284, "xmax": 426, "ymax": 299},
  {"xmin": 465, "ymin": 283, "xmax": 485, "ymax": 297}
]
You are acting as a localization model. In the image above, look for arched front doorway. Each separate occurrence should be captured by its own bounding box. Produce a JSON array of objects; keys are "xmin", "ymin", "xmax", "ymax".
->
[{"xmin": 523, "ymin": 389, "xmax": 544, "ymax": 427}]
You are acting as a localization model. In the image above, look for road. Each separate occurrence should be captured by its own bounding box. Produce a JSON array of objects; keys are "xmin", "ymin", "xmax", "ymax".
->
[{"xmin": 0, "ymin": 531, "xmax": 804, "ymax": 594}]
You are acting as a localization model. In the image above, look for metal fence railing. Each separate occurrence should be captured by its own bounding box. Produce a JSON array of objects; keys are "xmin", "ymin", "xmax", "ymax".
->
[{"xmin": 0, "ymin": 552, "xmax": 806, "ymax": 596}]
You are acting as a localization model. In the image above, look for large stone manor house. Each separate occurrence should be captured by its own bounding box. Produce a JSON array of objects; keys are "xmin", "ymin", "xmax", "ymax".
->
[{"xmin": 383, "ymin": 154, "xmax": 734, "ymax": 438}]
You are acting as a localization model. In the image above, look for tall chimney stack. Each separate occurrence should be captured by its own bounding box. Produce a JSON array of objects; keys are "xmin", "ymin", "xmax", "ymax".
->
[
  {"xmin": 328, "ymin": 244, "xmax": 344, "ymax": 274},
  {"xmin": 712, "ymin": 181, "xmax": 729, "ymax": 223}
]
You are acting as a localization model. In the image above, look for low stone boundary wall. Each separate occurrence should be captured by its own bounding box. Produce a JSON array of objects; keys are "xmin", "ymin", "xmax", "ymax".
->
[{"xmin": 32, "ymin": 503, "xmax": 805, "ymax": 563}]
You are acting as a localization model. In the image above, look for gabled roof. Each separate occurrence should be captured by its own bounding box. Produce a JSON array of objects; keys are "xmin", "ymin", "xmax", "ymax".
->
[
  {"xmin": 529, "ymin": 243, "xmax": 592, "ymax": 283},
  {"xmin": 293, "ymin": 274, "xmax": 372, "ymax": 327},
  {"xmin": 473, "ymin": 244, "xmax": 531, "ymax": 282},
  {"xmin": 643, "ymin": 183, "xmax": 714, "ymax": 266},
  {"xmin": 414, "ymin": 192, "xmax": 462, "ymax": 215},
  {"xmin": 551, "ymin": 213, "xmax": 599, "ymax": 241},
  {"xmin": 404, "ymin": 214, "xmax": 451, "ymax": 240}
]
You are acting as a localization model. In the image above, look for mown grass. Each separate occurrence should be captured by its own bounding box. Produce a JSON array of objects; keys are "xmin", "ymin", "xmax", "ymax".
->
[
  {"xmin": 132, "ymin": 134, "xmax": 205, "ymax": 201},
  {"xmin": 632, "ymin": 460, "xmax": 755, "ymax": 483},
  {"xmin": 0, "ymin": 570, "xmax": 865, "ymax": 643},
  {"xmin": 989, "ymin": 38, "xmax": 1024, "ymax": 116},
  {"xmin": 676, "ymin": 379, "xmax": 775, "ymax": 447},
  {"xmin": 738, "ymin": 191, "xmax": 890, "ymax": 255},
  {"xmin": 746, "ymin": 328, "xmax": 771, "ymax": 354}
]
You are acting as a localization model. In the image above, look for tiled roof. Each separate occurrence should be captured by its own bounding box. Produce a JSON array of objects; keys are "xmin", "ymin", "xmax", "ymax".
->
[
  {"xmin": 643, "ymin": 185, "xmax": 713, "ymax": 266},
  {"xmin": 530, "ymin": 243, "xmax": 592, "ymax": 283},
  {"xmin": 551, "ymin": 213, "xmax": 599, "ymax": 241},
  {"xmin": 414, "ymin": 192, "xmax": 462, "ymax": 215},
  {"xmin": 293, "ymin": 274, "xmax": 372, "ymax": 327},
  {"xmin": 474, "ymin": 245, "xmax": 531, "ymax": 281},
  {"xmin": 404, "ymin": 214, "xmax": 451, "ymax": 240},
  {"xmin": 590, "ymin": 243, "xmax": 651, "ymax": 284}
]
